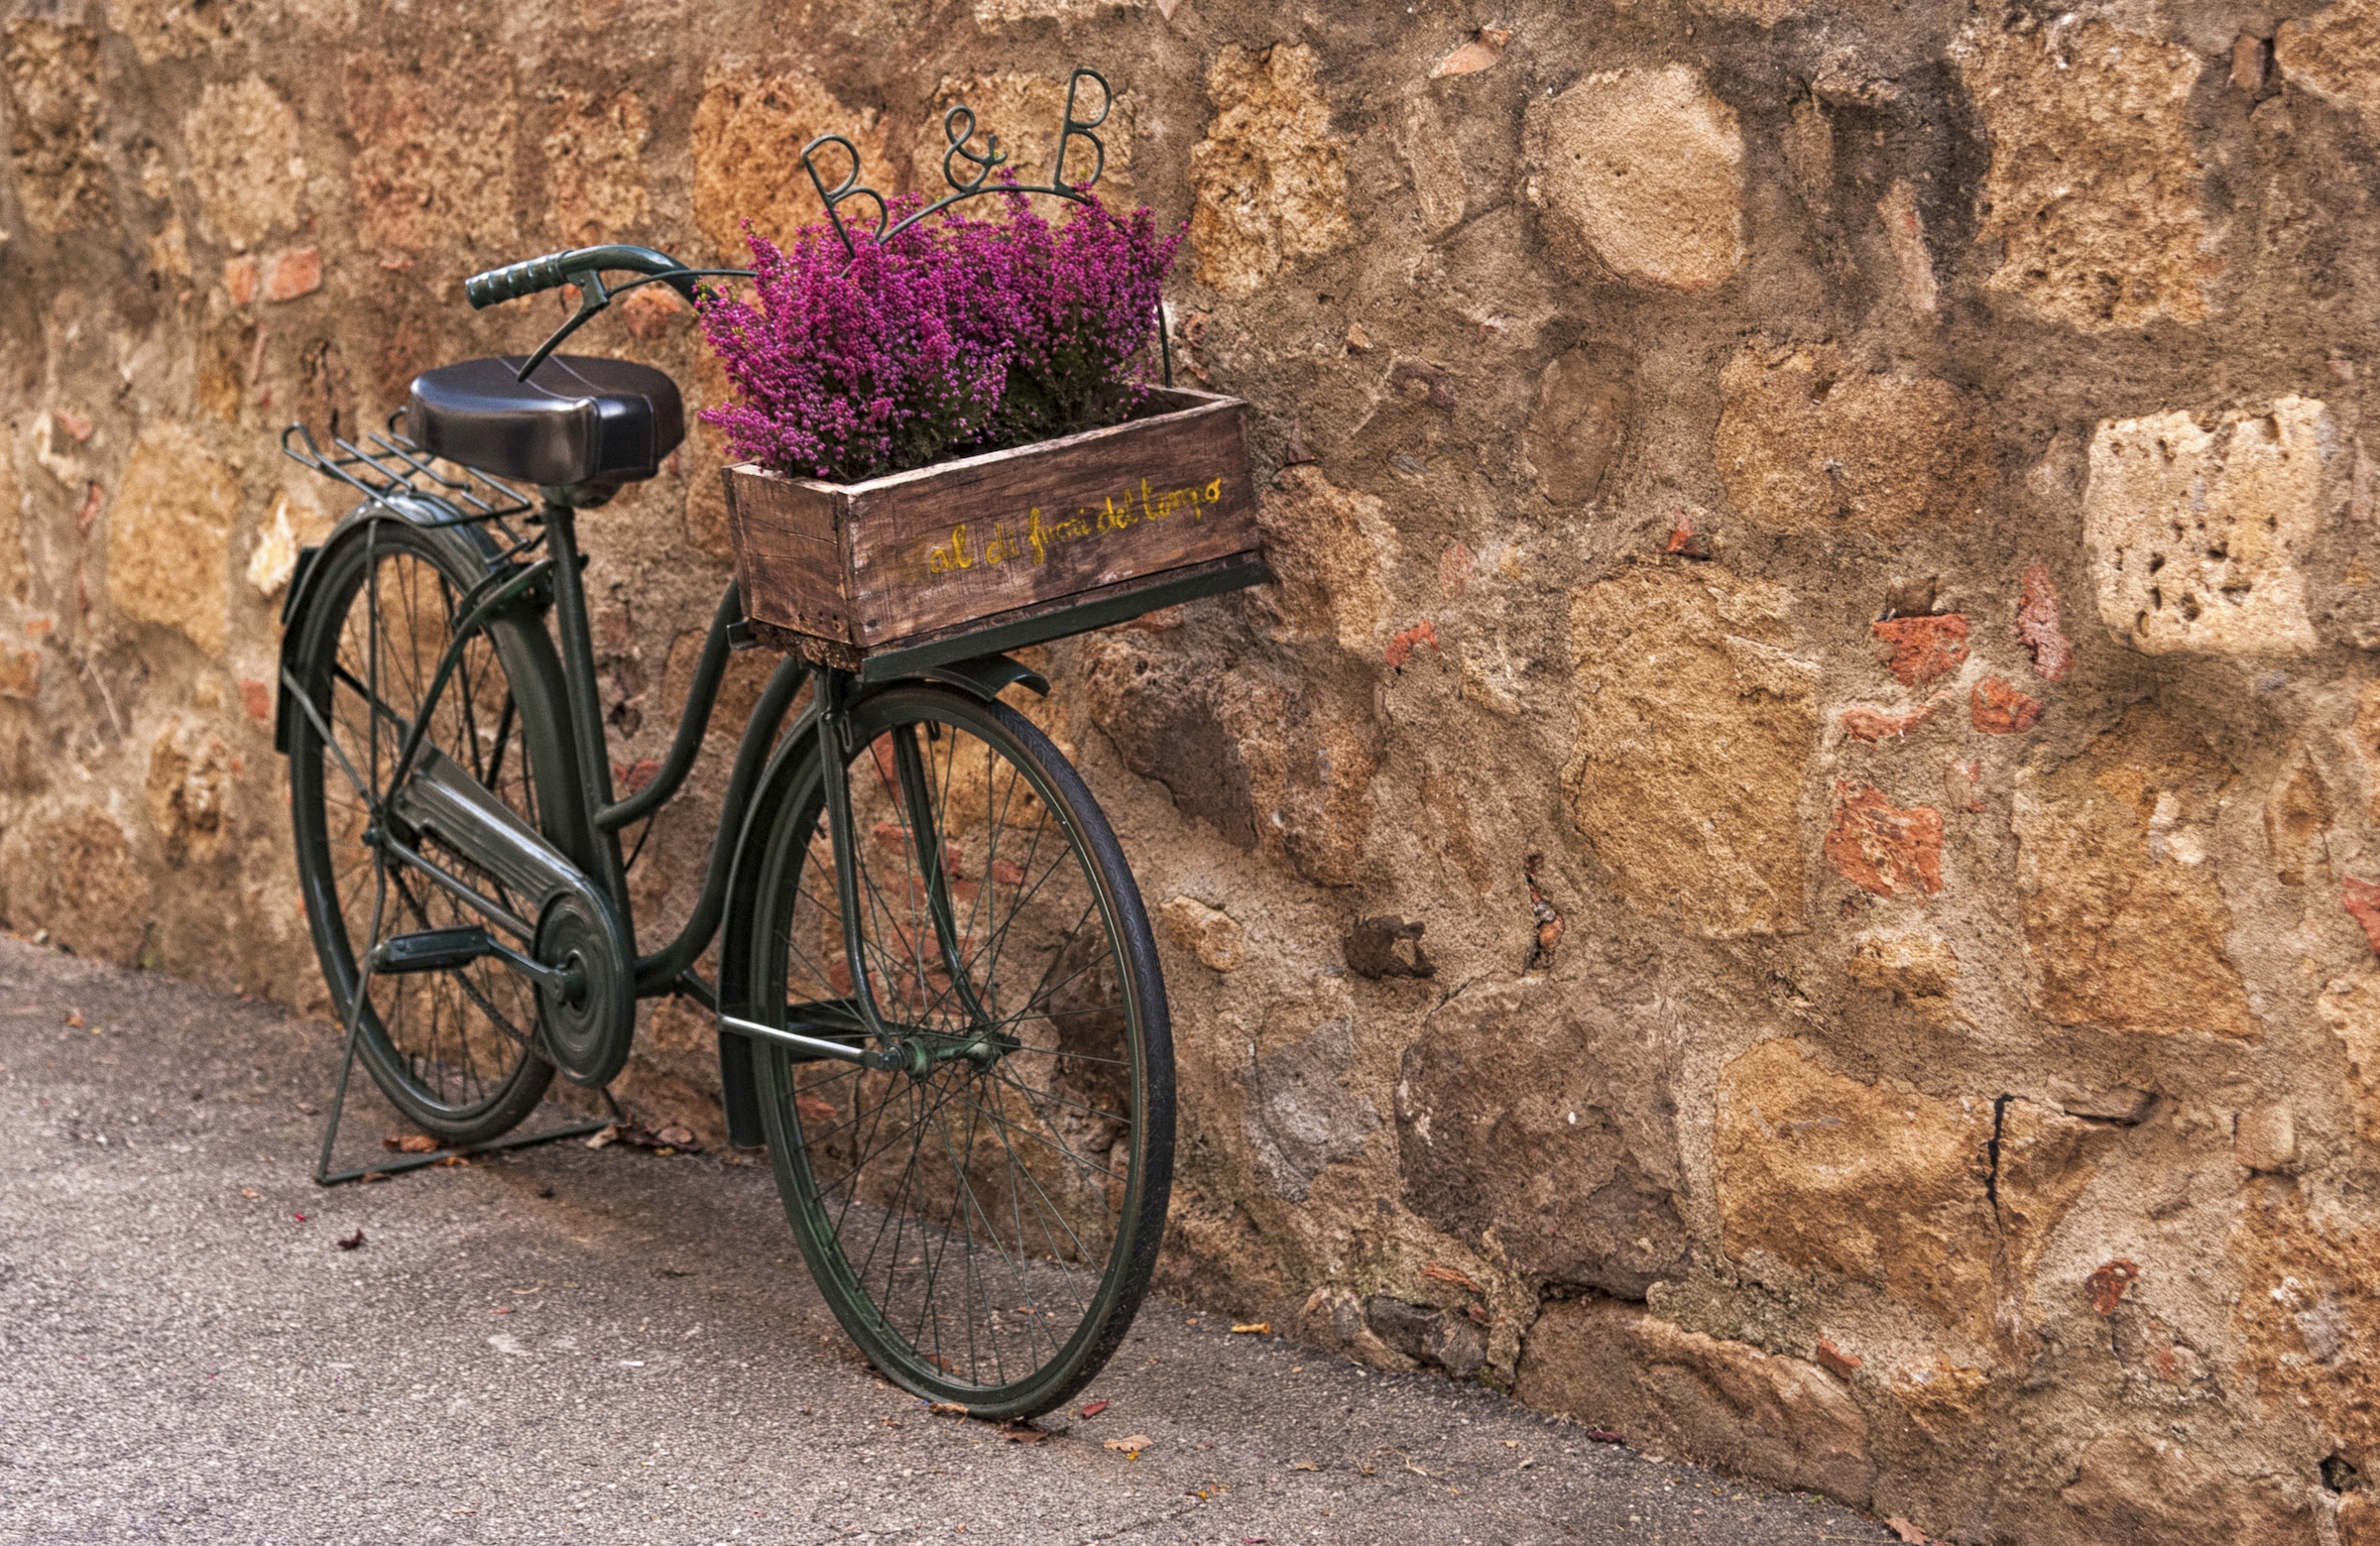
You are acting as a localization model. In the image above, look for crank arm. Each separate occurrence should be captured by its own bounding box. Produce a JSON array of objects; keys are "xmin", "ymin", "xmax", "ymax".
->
[{"xmin": 369, "ymin": 923, "xmax": 583, "ymax": 998}]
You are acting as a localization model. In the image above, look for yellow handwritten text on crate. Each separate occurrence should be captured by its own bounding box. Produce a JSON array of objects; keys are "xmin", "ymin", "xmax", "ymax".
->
[{"xmin": 922, "ymin": 476, "xmax": 1227, "ymax": 580}]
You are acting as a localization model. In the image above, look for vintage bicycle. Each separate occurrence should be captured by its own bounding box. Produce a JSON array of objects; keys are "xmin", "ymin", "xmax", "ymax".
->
[{"xmin": 271, "ymin": 72, "xmax": 1255, "ymax": 1419}]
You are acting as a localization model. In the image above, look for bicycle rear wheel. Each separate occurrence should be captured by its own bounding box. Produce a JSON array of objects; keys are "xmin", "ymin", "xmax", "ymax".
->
[
  {"xmin": 741, "ymin": 684, "xmax": 1173, "ymax": 1419},
  {"xmin": 285, "ymin": 521, "xmax": 570, "ymax": 1144}
]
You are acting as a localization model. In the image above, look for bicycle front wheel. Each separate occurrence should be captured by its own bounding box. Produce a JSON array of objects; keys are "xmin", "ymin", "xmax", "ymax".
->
[{"xmin": 742, "ymin": 684, "xmax": 1173, "ymax": 1419}]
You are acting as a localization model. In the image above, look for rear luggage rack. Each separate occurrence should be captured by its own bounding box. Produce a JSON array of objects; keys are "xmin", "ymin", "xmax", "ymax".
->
[{"xmin": 281, "ymin": 411, "xmax": 536, "ymax": 534}]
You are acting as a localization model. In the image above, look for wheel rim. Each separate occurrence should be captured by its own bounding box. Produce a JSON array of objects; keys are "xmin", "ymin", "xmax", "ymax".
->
[
  {"xmin": 758, "ymin": 693, "xmax": 1160, "ymax": 1408},
  {"xmin": 293, "ymin": 534, "xmax": 551, "ymax": 1130}
]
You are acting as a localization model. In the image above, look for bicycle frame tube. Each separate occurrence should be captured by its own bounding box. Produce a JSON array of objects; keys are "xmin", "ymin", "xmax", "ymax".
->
[
  {"xmin": 535, "ymin": 555, "xmax": 813, "ymax": 999},
  {"xmin": 534, "ymin": 506, "xmax": 631, "ymax": 916}
]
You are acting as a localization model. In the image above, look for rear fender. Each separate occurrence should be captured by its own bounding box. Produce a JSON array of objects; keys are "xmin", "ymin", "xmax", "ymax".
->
[
  {"xmin": 273, "ymin": 495, "xmax": 531, "ymax": 755},
  {"xmin": 714, "ymin": 702, "xmax": 822, "ymax": 1148}
]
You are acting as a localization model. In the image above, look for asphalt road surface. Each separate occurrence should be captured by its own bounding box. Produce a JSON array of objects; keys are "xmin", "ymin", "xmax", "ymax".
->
[{"xmin": 0, "ymin": 938, "xmax": 1899, "ymax": 1545}]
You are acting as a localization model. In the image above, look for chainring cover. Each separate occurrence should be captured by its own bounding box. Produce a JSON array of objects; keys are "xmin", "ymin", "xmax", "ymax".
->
[{"xmin": 533, "ymin": 892, "xmax": 635, "ymax": 1087}]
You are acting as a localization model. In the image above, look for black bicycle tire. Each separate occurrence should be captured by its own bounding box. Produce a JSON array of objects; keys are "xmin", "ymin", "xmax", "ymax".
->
[
  {"xmin": 743, "ymin": 685, "xmax": 1175, "ymax": 1420},
  {"xmin": 285, "ymin": 520, "xmax": 565, "ymax": 1144}
]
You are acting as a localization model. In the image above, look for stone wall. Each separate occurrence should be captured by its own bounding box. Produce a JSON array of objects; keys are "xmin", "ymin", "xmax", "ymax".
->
[{"xmin": 4, "ymin": 0, "xmax": 2377, "ymax": 1537}]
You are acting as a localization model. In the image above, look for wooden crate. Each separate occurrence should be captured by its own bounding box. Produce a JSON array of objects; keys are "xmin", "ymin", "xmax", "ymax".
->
[{"xmin": 722, "ymin": 387, "xmax": 1265, "ymax": 677}]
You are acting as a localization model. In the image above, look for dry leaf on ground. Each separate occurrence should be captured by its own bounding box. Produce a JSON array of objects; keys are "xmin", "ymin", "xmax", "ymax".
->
[
  {"xmin": 1080, "ymin": 1400, "xmax": 1110, "ymax": 1418},
  {"xmin": 929, "ymin": 1402, "xmax": 968, "ymax": 1417},
  {"xmin": 1886, "ymin": 1521, "xmax": 1930, "ymax": 1545},
  {"xmin": 335, "ymin": 1229, "xmax": 365, "ymax": 1250},
  {"xmin": 1104, "ymin": 1434, "xmax": 1153, "ymax": 1456},
  {"xmin": 1231, "ymin": 1322, "xmax": 1270, "ymax": 1335},
  {"xmin": 384, "ymin": 1134, "xmax": 438, "ymax": 1153}
]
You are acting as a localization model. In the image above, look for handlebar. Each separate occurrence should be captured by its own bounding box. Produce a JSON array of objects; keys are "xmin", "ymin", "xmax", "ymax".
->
[{"xmin": 463, "ymin": 244, "xmax": 703, "ymax": 309}]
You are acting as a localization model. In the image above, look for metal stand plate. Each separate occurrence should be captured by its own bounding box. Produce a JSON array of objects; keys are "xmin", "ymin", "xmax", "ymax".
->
[{"xmin": 311, "ymin": 996, "xmax": 616, "ymax": 1187}]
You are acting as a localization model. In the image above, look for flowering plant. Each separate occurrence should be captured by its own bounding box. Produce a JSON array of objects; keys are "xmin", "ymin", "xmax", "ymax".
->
[{"xmin": 698, "ymin": 189, "xmax": 1184, "ymax": 484}]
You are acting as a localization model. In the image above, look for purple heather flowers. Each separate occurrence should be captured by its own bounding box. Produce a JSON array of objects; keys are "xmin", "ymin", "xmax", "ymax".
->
[{"xmin": 698, "ymin": 190, "xmax": 1184, "ymax": 484}]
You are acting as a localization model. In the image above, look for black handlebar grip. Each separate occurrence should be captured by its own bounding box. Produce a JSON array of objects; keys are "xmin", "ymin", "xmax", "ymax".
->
[{"xmin": 463, "ymin": 251, "xmax": 577, "ymax": 309}]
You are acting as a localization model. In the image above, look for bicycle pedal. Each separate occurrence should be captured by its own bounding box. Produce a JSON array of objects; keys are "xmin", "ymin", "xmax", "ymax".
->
[{"xmin": 370, "ymin": 926, "xmax": 494, "ymax": 975}]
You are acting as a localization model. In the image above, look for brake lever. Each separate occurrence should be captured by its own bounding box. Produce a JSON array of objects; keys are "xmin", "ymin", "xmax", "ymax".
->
[{"xmin": 513, "ymin": 269, "xmax": 611, "ymax": 383}]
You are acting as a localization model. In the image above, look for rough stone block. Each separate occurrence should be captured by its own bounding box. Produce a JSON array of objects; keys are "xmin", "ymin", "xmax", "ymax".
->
[
  {"xmin": 0, "ymin": 806, "xmax": 153, "ymax": 964},
  {"xmin": 0, "ymin": 642, "xmax": 41, "ymax": 702},
  {"xmin": 1717, "ymin": 1038, "xmax": 1998, "ymax": 1343},
  {"xmin": 1250, "ymin": 464, "xmax": 1398, "ymax": 654},
  {"xmin": 146, "ymin": 719, "xmax": 234, "ymax": 866},
  {"xmin": 1885, "ymin": 1356, "xmax": 1989, "ymax": 1435},
  {"xmin": 1871, "ymin": 614, "xmax": 1969, "ymax": 688},
  {"xmin": 1159, "ymin": 895, "xmax": 1245, "ymax": 972},
  {"xmin": 2059, "ymin": 1433, "xmax": 2319, "ymax": 1545},
  {"xmin": 1970, "ymin": 675, "xmax": 2043, "ymax": 735},
  {"xmin": 344, "ymin": 54, "xmax": 518, "ymax": 255},
  {"xmin": 2278, "ymin": 0, "xmax": 2380, "ymax": 136},
  {"xmin": 2229, "ymin": 1180, "xmax": 2380, "ymax": 1476},
  {"xmin": 2012, "ymin": 705, "xmax": 2258, "ymax": 1038},
  {"xmin": 182, "ymin": 75, "xmax": 304, "ymax": 252},
  {"xmin": 3, "ymin": 20, "xmax": 109, "ymax": 234},
  {"xmin": 109, "ymin": 421, "xmax": 240, "ymax": 657},
  {"xmin": 1527, "ymin": 350, "xmax": 1630, "ymax": 507},
  {"xmin": 1514, "ymin": 1297, "xmax": 1874, "ymax": 1506},
  {"xmin": 1961, "ymin": 20, "xmax": 2222, "ymax": 330},
  {"xmin": 1844, "ymin": 929, "xmax": 1960, "ymax": 1024},
  {"xmin": 1396, "ymin": 979, "xmax": 1689, "ymax": 1296},
  {"xmin": 1366, "ymin": 1296, "xmax": 1487, "ymax": 1379},
  {"xmin": 2319, "ymin": 975, "xmax": 2380, "ymax": 1143},
  {"xmin": 2265, "ymin": 753, "xmax": 2332, "ymax": 887},
  {"xmin": 2235, "ymin": 1104, "xmax": 2299, "ymax": 1171},
  {"xmin": 2084, "ymin": 399, "xmax": 2331, "ymax": 657},
  {"xmin": 1714, "ymin": 343, "xmax": 1993, "ymax": 536},
  {"xmin": 691, "ymin": 67, "xmax": 882, "ymax": 262},
  {"xmin": 261, "ymin": 246, "xmax": 320, "ymax": 302},
  {"xmin": 2014, "ymin": 562, "xmax": 2076, "ymax": 682},
  {"xmin": 1824, "ymin": 782, "xmax": 1945, "ymax": 897},
  {"xmin": 542, "ymin": 88, "xmax": 651, "ymax": 248},
  {"xmin": 1562, "ymin": 563, "xmax": 1818, "ymax": 938},
  {"xmin": 1876, "ymin": 178, "xmax": 1938, "ymax": 315},
  {"xmin": 1525, "ymin": 65, "xmax": 1744, "ymax": 293},
  {"xmin": 1189, "ymin": 45, "xmax": 1350, "ymax": 298},
  {"xmin": 1247, "ymin": 1007, "xmax": 1376, "ymax": 1199}
]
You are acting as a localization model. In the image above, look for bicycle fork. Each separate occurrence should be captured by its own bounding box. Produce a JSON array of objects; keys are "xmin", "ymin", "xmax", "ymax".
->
[{"xmin": 722, "ymin": 667, "xmax": 1008, "ymax": 1079}]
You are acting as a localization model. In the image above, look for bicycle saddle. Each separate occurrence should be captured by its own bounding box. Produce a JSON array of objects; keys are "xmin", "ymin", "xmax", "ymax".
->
[{"xmin": 407, "ymin": 355, "xmax": 684, "ymax": 493}]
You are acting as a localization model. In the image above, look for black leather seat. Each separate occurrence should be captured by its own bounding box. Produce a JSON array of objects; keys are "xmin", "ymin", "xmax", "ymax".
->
[{"xmin": 407, "ymin": 355, "xmax": 684, "ymax": 492}]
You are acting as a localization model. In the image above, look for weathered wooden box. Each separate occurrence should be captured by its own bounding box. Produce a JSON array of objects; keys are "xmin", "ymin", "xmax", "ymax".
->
[{"xmin": 721, "ymin": 387, "xmax": 1266, "ymax": 678}]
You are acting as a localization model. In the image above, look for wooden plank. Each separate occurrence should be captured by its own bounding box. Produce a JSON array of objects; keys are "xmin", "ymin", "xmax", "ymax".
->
[
  {"xmin": 721, "ymin": 465, "xmax": 852, "ymax": 644},
  {"xmin": 869, "ymin": 548, "xmax": 1266, "ymax": 663},
  {"xmin": 843, "ymin": 396, "xmax": 1256, "ymax": 647}
]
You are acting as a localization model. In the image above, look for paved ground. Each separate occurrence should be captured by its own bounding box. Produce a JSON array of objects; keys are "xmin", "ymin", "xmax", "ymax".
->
[{"xmin": 0, "ymin": 938, "xmax": 1899, "ymax": 1545}]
